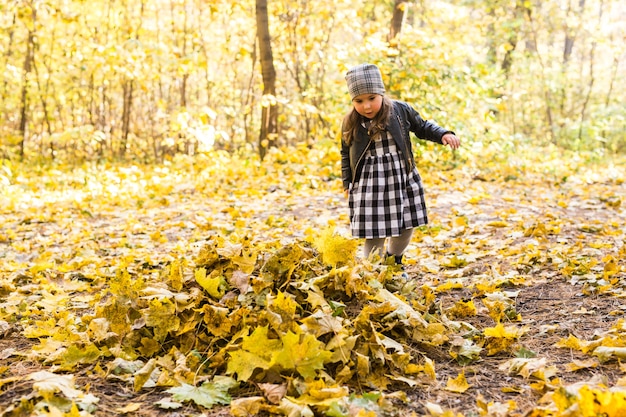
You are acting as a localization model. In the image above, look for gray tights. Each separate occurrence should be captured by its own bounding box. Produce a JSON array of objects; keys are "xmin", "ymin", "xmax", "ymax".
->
[{"xmin": 363, "ymin": 228, "xmax": 414, "ymax": 260}]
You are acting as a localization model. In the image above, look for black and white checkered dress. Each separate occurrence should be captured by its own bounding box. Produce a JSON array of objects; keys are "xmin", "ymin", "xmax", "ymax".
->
[{"xmin": 348, "ymin": 131, "xmax": 428, "ymax": 239}]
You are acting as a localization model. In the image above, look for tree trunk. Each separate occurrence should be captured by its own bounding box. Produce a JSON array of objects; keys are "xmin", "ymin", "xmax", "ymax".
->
[
  {"xmin": 563, "ymin": 0, "xmax": 586, "ymax": 65},
  {"xmin": 500, "ymin": 0, "xmax": 525, "ymax": 78},
  {"xmin": 389, "ymin": 0, "xmax": 406, "ymax": 41},
  {"xmin": 2, "ymin": 12, "xmax": 17, "ymax": 110},
  {"xmin": 18, "ymin": 8, "xmax": 36, "ymax": 159},
  {"xmin": 256, "ymin": 0, "xmax": 278, "ymax": 161},
  {"xmin": 120, "ymin": 80, "xmax": 134, "ymax": 158}
]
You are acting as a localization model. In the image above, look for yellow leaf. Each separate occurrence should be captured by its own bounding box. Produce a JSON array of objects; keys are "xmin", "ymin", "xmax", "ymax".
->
[
  {"xmin": 603, "ymin": 255, "xmax": 620, "ymax": 279},
  {"xmin": 199, "ymin": 304, "xmax": 234, "ymax": 337},
  {"xmin": 168, "ymin": 258, "xmax": 185, "ymax": 291},
  {"xmin": 441, "ymin": 255, "xmax": 468, "ymax": 269},
  {"xmin": 577, "ymin": 386, "xmax": 626, "ymax": 415},
  {"xmin": 231, "ymin": 396, "xmax": 265, "ymax": 417},
  {"xmin": 227, "ymin": 350, "xmax": 272, "ymax": 382},
  {"xmin": 195, "ymin": 267, "xmax": 226, "ymax": 298},
  {"xmin": 30, "ymin": 371, "xmax": 83, "ymax": 400},
  {"xmin": 435, "ymin": 280, "xmax": 463, "ymax": 292},
  {"xmin": 565, "ymin": 358, "xmax": 599, "ymax": 371},
  {"xmin": 487, "ymin": 220, "xmax": 509, "ymax": 227},
  {"xmin": 145, "ymin": 298, "xmax": 180, "ymax": 342},
  {"xmin": 554, "ymin": 334, "xmax": 598, "ymax": 354},
  {"xmin": 447, "ymin": 299, "xmax": 477, "ymax": 318},
  {"xmin": 115, "ymin": 402, "xmax": 143, "ymax": 414},
  {"xmin": 232, "ymin": 246, "xmax": 257, "ymax": 274},
  {"xmin": 134, "ymin": 359, "xmax": 156, "ymax": 391},
  {"xmin": 312, "ymin": 226, "xmax": 358, "ymax": 268},
  {"xmin": 484, "ymin": 324, "xmax": 525, "ymax": 356},
  {"xmin": 273, "ymin": 330, "xmax": 333, "ymax": 380},
  {"xmin": 226, "ymin": 326, "xmax": 280, "ymax": 381},
  {"xmin": 594, "ymin": 346, "xmax": 626, "ymax": 362},
  {"xmin": 446, "ymin": 371, "xmax": 471, "ymax": 393}
]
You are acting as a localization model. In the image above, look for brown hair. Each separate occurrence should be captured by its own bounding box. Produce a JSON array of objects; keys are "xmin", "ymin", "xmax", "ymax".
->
[{"xmin": 342, "ymin": 96, "xmax": 393, "ymax": 146}]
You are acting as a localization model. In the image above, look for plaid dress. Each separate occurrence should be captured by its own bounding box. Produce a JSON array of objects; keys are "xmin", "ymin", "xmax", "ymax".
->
[{"xmin": 348, "ymin": 131, "xmax": 428, "ymax": 239}]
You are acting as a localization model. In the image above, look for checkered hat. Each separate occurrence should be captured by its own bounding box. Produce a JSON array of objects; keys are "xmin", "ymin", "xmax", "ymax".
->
[{"xmin": 345, "ymin": 63, "xmax": 385, "ymax": 100}]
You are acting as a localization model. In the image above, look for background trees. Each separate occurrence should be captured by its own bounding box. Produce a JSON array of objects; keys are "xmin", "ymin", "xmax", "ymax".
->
[{"xmin": 0, "ymin": 0, "xmax": 624, "ymax": 162}]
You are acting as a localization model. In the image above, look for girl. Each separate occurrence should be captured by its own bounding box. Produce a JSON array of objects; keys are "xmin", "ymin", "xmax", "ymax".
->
[{"xmin": 340, "ymin": 63, "xmax": 460, "ymax": 271}]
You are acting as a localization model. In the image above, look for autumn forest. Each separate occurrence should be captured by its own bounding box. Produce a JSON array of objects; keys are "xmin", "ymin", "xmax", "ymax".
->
[{"xmin": 0, "ymin": 0, "xmax": 625, "ymax": 416}]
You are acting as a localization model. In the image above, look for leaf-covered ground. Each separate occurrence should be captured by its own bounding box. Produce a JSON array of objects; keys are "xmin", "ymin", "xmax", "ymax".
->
[{"xmin": 1, "ymin": 144, "xmax": 625, "ymax": 416}]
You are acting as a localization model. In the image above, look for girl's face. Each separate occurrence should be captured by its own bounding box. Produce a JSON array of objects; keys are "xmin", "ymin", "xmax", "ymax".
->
[{"xmin": 352, "ymin": 94, "xmax": 383, "ymax": 119}]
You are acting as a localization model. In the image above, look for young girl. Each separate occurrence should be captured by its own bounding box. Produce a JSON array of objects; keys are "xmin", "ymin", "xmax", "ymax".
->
[{"xmin": 340, "ymin": 63, "xmax": 460, "ymax": 270}]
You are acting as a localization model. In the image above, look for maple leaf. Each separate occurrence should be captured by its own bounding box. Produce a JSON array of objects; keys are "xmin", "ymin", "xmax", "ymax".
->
[
  {"xmin": 195, "ymin": 240, "xmax": 221, "ymax": 268},
  {"xmin": 499, "ymin": 357, "xmax": 558, "ymax": 381},
  {"xmin": 230, "ymin": 396, "xmax": 265, "ymax": 416},
  {"xmin": 311, "ymin": 226, "xmax": 357, "ymax": 268},
  {"xmin": 300, "ymin": 310, "xmax": 345, "ymax": 338},
  {"xmin": 447, "ymin": 299, "xmax": 477, "ymax": 319},
  {"xmin": 272, "ymin": 330, "xmax": 333, "ymax": 380},
  {"xmin": 266, "ymin": 291, "xmax": 299, "ymax": 332},
  {"xmin": 227, "ymin": 350, "xmax": 273, "ymax": 382},
  {"xmin": 226, "ymin": 326, "xmax": 280, "ymax": 381},
  {"xmin": 554, "ymin": 334, "xmax": 599, "ymax": 354},
  {"xmin": 593, "ymin": 346, "xmax": 626, "ymax": 363},
  {"xmin": 483, "ymin": 323, "xmax": 526, "ymax": 356},
  {"xmin": 168, "ymin": 258, "xmax": 185, "ymax": 291},
  {"xmin": 258, "ymin": 383, "xmax": 287, "ymax": 404},
  {"xmin": 56, "ymin": 343, "xmax": 102, "ymax": 370},
  {"xmin": 198, "ymin": 304, "xmax": 234, "ymax": 337},
  {"xmin": 445, "ymin": 371, "xmax": 471, "ymax": 393},
  {"xmin": 96, "ymin": 299, "xmax": 131, "ymax": 337},
  {"xmin": 109, "ymin": 259, "xmax": 145, "ymax": 300},
  {"xmin": 449, "ymin": 337, "xmax": 482, "ymax": 365},
  {"xmin": 145, "ymin": 297, "xmax": 180, "ymax": 342},
  {"xmin": 166, "ymin": 376, "xmax": 237, "ymax": 409},
  {"xmin": 231, "ymin": 245, "xmax": 258, "ymax": 274},
  {"xmin": 133, "ymin": 358, "xmax": 157, "ymax": 391},
  {"xmin": 195, "ymin": 267, "xmax": 226, "ymax": 299},
  {"xmin": 30, "ymin": 370, "xmax": 83, "ymax": 400}
]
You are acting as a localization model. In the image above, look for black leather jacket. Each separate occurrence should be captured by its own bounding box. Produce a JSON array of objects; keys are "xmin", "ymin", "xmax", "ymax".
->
[{"xmin": 341, "ymin": 100, "xmax": 452, "ymax": 191}]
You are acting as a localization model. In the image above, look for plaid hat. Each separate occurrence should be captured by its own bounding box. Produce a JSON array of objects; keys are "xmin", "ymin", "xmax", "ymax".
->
[{"xmin": 345, "ymin": 63, "xmax": 385, "ymax": 100}]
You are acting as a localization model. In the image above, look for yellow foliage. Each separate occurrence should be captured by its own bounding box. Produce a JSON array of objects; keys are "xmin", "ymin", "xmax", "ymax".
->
[
  {"xmin": 445, "ymin": 371, "xmax": 471, "ymax": 393},
  {"xmin": 483, "ymin": 324, "xmax": 526, "ymax": 355},
  {"xmin": 447, "ymin": 299, "xmax": 477, "ymax": 318},
  {"xmin": 195, "ymin": 267, "xmax": 226, "ymax": 299},
  {"xmin": 311, "ymin": 226, "xmax": 358, "ymax": 268}
]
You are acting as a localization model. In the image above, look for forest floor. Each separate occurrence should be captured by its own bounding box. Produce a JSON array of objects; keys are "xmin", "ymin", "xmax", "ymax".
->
[{"xmin": 1, "ymin": 146, "xmax": 625, "ymax": 416}]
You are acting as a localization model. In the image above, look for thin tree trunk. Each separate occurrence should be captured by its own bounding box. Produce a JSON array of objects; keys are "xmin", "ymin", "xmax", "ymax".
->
[
  {"xmin": 2, "ymin": 12, "xmax": 17, "ymax": 109},
  {"xmin": 120, "ymin": 80, "xmax": 134, "ymax": 158},
  {"xmin": 256, "ymin": 0, "xmax": 278, "ymax": 161},
  {"xmin": 389, "ymin": 0, "xmax": 405, "ymax": 41},
  {"xmin": 526, "ymin": 5, "xmax": 556, "ymax": 143},
  {"xmin": 560, "ymin": 0, "xmax": 586, "ymax": 115},
  {"xmin": 578, "ymin": 0, "xmax": 601, "ymax": 142},
  {"xmin": 500, "ymin": 0, "xmax": 524, "ymax": 78},
  {"xmin": 33, "ymin": 21, "xmax": 57, "ymax": 159},
  {"xmin": 18, "ymin": 9, "xmax": 36, "ymax": 159}
]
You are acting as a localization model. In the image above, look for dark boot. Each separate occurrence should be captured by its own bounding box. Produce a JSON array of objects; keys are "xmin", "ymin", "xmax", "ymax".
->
[{"xmin": 384, "ymin": 254, "xmax": 410, "ymax": 293}]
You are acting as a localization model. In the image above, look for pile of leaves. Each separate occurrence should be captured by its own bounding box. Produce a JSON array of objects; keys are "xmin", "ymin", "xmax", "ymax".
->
[{"xmin": 1, "ymin": 143, "xmax": 626, "ymax": 416}]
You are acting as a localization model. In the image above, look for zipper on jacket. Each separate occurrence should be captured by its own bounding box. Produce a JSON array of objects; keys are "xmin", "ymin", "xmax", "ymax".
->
[
  {"xmin": 352, "ymin": 137, "xmax": 372, "ymax": 187},
  {"xmin": 395, "ymin": 113, "xmax": 414, "ymax": 169}
]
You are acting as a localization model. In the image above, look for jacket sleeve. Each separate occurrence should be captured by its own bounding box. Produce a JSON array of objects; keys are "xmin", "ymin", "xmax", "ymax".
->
[
  {"xmin": 402, "ymin": 102, "xmax": 453, "ymax": 144},
  {"xmin": 340, "ymin": 123, "xmax": 352, "ymax": 191}
]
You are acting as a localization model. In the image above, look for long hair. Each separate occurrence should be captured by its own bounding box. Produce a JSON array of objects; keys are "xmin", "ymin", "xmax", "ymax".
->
[{"xmin": 342, "ymin": 96, "xmax": 393, "ymax": 146}]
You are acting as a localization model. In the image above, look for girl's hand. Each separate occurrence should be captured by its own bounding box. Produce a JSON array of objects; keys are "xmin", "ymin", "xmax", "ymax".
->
[{"xmin": 442, "ymin": 133, "xmax": 460, "ymax": 150}]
